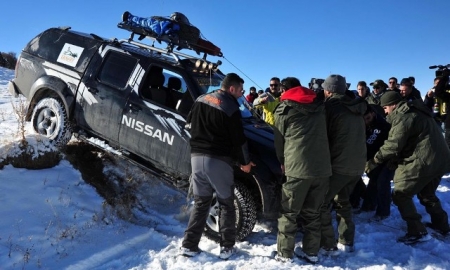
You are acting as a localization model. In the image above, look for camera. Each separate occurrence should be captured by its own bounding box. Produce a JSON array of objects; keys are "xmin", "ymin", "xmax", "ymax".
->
[
  {"xmin": 429, "ymin": 64, "xmax": 450, "ymax": 79},
  {"xmin": 309, "ymin": 78, "xmax": 324, "ymax": 92}
]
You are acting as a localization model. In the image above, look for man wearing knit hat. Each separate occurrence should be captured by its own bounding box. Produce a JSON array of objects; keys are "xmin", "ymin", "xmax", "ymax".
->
[
  {"xmin": 366, "ymin": 91, "xmax": 450, "ymax": 245},
  {"xmin": 319, "ymin": 74, "xmax": 367, "ymax": 253}
]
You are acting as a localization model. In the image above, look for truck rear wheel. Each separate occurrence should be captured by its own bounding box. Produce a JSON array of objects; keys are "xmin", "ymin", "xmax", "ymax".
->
[
  {"xmin": 204, "ymin": 181, "xmax": 257, "ymax": 242},
  {"xmin": 31, "ymin": 97, "xmax": 72, "ymax": 147}
]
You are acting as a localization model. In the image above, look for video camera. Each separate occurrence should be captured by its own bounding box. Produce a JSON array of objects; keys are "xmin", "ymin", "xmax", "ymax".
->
[
  {"xmin": 309, "ymin": 78, "xmax": 324, "ymax": 92},
  {"xmin": 429, "ymin": 64, "xmax": 450, "ymax": 79},
  {"xmin": 308, "ymin": 78, "xmax": 351, "ymax": 92}
]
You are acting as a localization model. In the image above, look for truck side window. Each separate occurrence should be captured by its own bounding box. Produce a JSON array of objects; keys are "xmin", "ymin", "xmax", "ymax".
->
[
  {"xmin": 141, "ymin": 67, "xmax": 189, "ymax": 111},
  {"xmin": 98, "ymin": 51, "xmax": 137, "ymax": 89}
]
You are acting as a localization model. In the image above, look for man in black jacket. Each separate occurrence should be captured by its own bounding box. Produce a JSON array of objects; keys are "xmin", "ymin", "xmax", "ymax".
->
[
  {"xmin": 320, "ymin": 75, "xmax": 367, "ymax": 253},
  {"xmin": 399, "ymin": 78, "xmax": 423, "ymax": 102},
  {"xmin": 180, "ymin": 73, "xmax": 255, "ymax": 260},
  {"xmin": 434, "ymin": 74, "xmax": 450, "ymax": 148},
  {"xmin": 360, "ymin": 105, "xmax": 394, "ymax": 221}
]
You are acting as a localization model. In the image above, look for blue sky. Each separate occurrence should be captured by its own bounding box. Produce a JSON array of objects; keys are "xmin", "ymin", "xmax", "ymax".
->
[{"xmin": 2, "ymin": 0, "xmax": 449, "ymax": 96}]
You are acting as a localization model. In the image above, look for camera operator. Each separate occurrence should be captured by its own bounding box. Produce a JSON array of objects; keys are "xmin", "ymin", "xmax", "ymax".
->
[
  {"xmin": 433, "ymin": 67, "xmax": 450, "ymax": 148},
  {"xmin": 424, "ymin": 78, "xmax": 446, "ymax": 125}
]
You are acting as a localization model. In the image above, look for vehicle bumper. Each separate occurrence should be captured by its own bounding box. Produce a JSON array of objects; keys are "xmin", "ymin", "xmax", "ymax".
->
[{"xmin": 8, "ymin": 80, "xmax": 19, "ymax": 97}]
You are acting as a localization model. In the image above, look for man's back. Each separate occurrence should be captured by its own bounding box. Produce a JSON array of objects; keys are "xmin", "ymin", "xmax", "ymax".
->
[
  {"xmin": 189, "ymin": 90, "xmax": 246, "ymax": 158},
  {"xmin": 274, "ymin": 86, "xmax": 331, "ymax": 179},
  {"xmin": 377, "ymin": 100, "xmax": 450, "ymax": 181},
  {"xmin": 325, "ymin": 94, "xmax": 367, "ymax": 176}
]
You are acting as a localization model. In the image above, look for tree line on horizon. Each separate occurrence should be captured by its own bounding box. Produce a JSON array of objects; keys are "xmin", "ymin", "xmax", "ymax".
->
[{"xmin": 0, "ymin": 52, "xmax": 18, "ymax": 70}]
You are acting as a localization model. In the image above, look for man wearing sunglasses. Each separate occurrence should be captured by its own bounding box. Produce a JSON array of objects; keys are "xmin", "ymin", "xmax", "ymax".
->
[
  {"xmin": 253, "ymin": 77, "xmax": 282, "ymax": 125},
  {"xmin": 388, "ymin": 77, "xmax": 400, "ymax": 93},
  {"xmin": 367, "ymin": 79, "xmax": 388, "ymax": 115}
]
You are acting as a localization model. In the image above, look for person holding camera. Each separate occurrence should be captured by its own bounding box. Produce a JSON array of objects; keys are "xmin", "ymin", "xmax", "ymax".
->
[
  {"xmin": 433, "ymin": 73, "xmax": 450, "ymax": 148},
  {"xmin": 424, "ymin": 78, "xmax": 446, "ymax": 125}
]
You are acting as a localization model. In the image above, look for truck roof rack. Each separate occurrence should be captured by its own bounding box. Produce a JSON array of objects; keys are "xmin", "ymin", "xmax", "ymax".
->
[
  {"xmin": 120, "ymin": 22, "xmax": 220, "ymax": 55},
  {"xmin": 117, "ymin": 28, "xmax": 222, "ymax": 71}
]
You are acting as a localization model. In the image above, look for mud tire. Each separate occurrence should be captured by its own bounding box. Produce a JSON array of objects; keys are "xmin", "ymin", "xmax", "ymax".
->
[
  {"xmin": 31, "ymin": 97, "xmax": 72, "ymax": 148},
  {"xmin": 203, "ymin": 182, "xmax": 257, "ymax": 242}
]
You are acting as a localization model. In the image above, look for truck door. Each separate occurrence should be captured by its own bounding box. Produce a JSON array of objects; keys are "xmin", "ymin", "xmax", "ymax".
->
[
  {"xmin": 119, "ymin": 65, "xmax": 192, "ymax": 178},
  {"xmin": 77, "ymin": 50, "xmax": 138, "ymax": 145}
]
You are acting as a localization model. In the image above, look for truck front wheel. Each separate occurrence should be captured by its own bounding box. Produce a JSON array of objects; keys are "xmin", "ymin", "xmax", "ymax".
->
[
  {"xmin": 31, "ymin": 97, "xmax": 72, "ymax": 147},
  {"xmin": 203, "ymin": 181, "xmax": 257, "ymax": 242}
]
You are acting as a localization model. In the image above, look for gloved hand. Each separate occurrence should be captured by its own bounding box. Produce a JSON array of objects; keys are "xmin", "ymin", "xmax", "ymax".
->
[
  {"xmin": 386, "ymin": 160, "xmax": 398, "ymax": 171},
  {"xmin": 365, "ymin": 159, "xmax": 379, "ymax": 174}
]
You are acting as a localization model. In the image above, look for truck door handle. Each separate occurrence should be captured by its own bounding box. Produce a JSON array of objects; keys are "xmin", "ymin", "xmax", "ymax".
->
[
  {"xmin": 128, "ymin": 103, "xmax": 141, "ymax": 113},
  {"xmin": 87, "ymin": 88, "xmax": 99, "ymax": 94}
]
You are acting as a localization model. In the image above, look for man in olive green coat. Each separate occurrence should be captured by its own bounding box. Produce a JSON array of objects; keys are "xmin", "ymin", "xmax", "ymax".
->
[
  {"xmin": 273, "ymin": 77, "xmax": 332, "ymax": 264},
  {"xmin": 367, "ymin": 91, "xmax": 450, "ymax": 245},
  {"xmin": 320, "ymin": 74, "xmax": 367, "ymax": 253}
]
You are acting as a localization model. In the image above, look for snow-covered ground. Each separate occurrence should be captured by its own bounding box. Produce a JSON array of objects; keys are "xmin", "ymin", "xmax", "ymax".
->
[{"xmin": 0, "ymin": 66, "xmax": 449, "ymax": 269}]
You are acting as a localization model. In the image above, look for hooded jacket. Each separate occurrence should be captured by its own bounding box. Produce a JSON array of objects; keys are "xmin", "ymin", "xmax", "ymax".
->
[
  {"xmin": 325, "ymin": 93, "xmax": 367, "ymax": 176},
  {"xmin": 273, "ymin": 86, "xmax": 332, "ymax": 178},
  {"xmin": 374, "ymin": 100, "xmax": 450, "ymax": 182}
]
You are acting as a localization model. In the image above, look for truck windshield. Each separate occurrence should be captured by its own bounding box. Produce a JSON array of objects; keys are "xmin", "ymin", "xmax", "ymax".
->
[
  {"xmin": 191, "ymin": 72, "xmax": 253, "ymax": 118},
  {"xmin": 192, "ymin": 72, "xmax": 223, "ymax": 95}
]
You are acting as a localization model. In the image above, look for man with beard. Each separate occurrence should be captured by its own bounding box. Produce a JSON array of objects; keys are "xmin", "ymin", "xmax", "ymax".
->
[
  {"xmin": 179, "ymin": 73, "xmax": 255, "ymax": 260},
  {"xmin": 253, "ymin": 77, "xmax": 282, "ymax": 125}
]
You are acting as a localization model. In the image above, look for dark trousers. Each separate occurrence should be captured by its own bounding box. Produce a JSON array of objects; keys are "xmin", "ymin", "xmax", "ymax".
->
[
  {"xmin": 361, "ymin": 165, "xmax": 394, "ymax": 216},
  {"xmin": 392, "ymin": 176, "xmax": 449, "ymax": 235},
  {"xmin": 445, "ymin": 127, "xmax": 450, "ymax": 149},
  {"xmin": 320, "ymin": 173, "xmax": 360, "ymax": 247},
  {"xmin": 182, "ymin": 155, "xmax": 236, "ymax": 249},
  {"xmin": 349, "ymin": 177, "xmax": 366, "ymax": 209},
  {"xmin": 277, "ymin": 177, "xmax": 328, "ymax": 257}
]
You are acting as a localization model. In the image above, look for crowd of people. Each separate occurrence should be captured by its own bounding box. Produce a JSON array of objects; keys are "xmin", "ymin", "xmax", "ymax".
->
[{"xmin": 178, "ymin": 72, "xmax": 450, "ymax": 264}]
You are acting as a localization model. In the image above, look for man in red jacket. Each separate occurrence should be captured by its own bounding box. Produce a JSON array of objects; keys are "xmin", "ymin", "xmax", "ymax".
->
[{"xmin": 245, "ymin": 86, "xmax": 258, "ymax": 104}]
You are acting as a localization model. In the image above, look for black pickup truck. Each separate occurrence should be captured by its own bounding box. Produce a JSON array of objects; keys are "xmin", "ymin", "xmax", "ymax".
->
[{"xmin": 8, "ymin": 24, "xmax": 283, "ymax": 241}]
